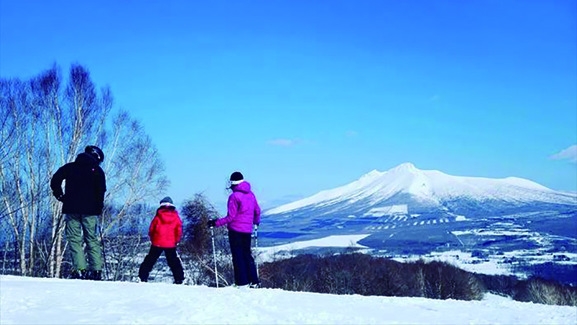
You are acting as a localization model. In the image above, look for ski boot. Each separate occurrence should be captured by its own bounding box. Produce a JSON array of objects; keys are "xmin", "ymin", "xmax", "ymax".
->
[
  {"xmin": 87, "ymin": 270, "xmax": 102, "ymax": 280},
  {"xmin": 70, "ymin": 269, "xmax": 87, "ymax": 280}
]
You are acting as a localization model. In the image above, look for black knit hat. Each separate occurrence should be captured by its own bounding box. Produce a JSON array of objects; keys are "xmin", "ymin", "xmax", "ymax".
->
[
  {"xmin": 159, "ymin": 196, "xmax": 173, "ymax": 205},
  {"xmin": 229, "ymin": 171, "xmax": 244, "ymax": 185}
]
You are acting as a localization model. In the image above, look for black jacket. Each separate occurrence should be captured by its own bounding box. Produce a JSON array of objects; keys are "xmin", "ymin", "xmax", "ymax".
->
[{"xmin": 50, "ymin": 153, "xmax": 106, "ymax": 215}]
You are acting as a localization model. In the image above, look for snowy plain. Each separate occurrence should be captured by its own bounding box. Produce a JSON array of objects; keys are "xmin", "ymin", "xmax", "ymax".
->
[
  {"xmin": 256, "ymin": 234, "xmax": 371, "ymax": 262},
  {"xmin": 2, "ymin": 275, "xmax": 576, "ymax": 325}
]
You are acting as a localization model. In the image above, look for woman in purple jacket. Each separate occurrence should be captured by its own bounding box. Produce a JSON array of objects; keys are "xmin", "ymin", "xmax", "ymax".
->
[{"xmin": 208, "ymin": 171, "xmax": 261, "ymax": 287}]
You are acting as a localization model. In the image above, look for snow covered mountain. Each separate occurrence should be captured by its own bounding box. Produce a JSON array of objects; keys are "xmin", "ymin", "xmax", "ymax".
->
[
  {"xmin": 266, "ymin": 162, "xmax": 576, "ymax": 218},
  {"xmin": 260, "ymin": 163, "xmax": 577, "ymax": 251}
]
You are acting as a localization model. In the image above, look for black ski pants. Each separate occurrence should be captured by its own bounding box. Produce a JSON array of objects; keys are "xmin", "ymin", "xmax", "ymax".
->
[
  {"xmin": 138, "ymin": 245, "xmax": 184, "ymax": 283},
  {"xmin": 228, "ymin": 229, "xmax": 259, "ymax": 286}
]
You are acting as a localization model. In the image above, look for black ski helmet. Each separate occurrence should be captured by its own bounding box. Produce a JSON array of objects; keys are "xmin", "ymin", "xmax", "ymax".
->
[{"xmin": 85, "ymin": 145, "xmax": 104, "ymax": 163}]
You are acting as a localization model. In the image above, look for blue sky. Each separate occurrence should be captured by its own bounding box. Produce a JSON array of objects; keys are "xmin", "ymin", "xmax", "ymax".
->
[{"xmin": 1, "ymin": 0, "xmax": 576, "ymax": 209}]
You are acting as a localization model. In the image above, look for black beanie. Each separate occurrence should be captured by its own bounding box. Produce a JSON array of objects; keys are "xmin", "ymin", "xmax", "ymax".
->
[
  {"xmin": 230, "ymin": 171, "xmax": 244, "ymax": 185},
  {"xmin": 160, "ymin": 196, "xmax": 173, "ymax": 205}
]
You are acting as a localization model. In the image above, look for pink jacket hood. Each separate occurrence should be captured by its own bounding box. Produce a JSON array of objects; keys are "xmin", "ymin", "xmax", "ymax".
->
[{"xmin": 215, "ymin": 181, "xmax": 261, "ymax": 233}]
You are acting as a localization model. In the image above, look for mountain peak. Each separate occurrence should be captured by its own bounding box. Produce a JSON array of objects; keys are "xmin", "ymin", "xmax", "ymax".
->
[
  {"xmin": 361, "ymin": 163, "xmax": 420, "ymax": 179},
  {"xmin": 389, "ymin": 162, "xmax": 419, "ymax": 174},
  {"xmin": 398, "ymin": 162, "xmax": 417, "ymax": 169}
]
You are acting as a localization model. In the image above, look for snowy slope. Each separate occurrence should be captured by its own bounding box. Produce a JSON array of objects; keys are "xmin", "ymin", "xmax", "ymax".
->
[
  {"xmin": 266, "ymin": 162, "xmax": 577, "ymax": 215},
  {"xmin": 1, "ymin": 275, "xmax": 575, "ymax": 325}
]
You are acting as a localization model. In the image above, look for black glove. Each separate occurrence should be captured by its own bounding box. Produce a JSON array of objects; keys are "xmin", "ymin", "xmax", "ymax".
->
[
  {"xmin": 207, "ymin": 219, "xmax": 216, "ymax": 228},
  {"xmin": 55, "ymin": 194, "xmax": 64, "ymax": 202}
]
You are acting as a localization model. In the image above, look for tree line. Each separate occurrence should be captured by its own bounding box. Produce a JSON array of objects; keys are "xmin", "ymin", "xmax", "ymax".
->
[{"xmin": 260, "ymin": 252, "xmax": 577, "ymax": 306}]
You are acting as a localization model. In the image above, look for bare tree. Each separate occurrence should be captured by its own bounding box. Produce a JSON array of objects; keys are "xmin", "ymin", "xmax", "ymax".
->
[
  {"xmin": 0, "ymin": 79, "xmax": 21, "ymax": 166},
  {"xmin": 179, "ymin": 194, "xmax": 233, "ymax": 286},
  {"xmin": 101, "ymin": 110, "xmax": 169, "ymax": 235},
  {"xmin": 0, "ymin": 63, "xmax": 169, "ymax": 278},
  {"xmin": 0, "ymin": 77, "xmax": 38, "ymax": 275}
]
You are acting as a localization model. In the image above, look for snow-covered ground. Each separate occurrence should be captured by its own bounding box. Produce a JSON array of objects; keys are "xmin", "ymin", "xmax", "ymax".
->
[
  {"xmin": 1, "ymin": 275, "xmax": 575, "ymax": 325},
  {"xmin": 397, "ymin": 250, "xmax": 517, "ymax": 276},
  {"xmin": 257, "ymin": 234, "xmax": 371, "ymax": 262},
  {"xmin": 256, "ymin": 234, "xmax": 515, "ymax": 275}
]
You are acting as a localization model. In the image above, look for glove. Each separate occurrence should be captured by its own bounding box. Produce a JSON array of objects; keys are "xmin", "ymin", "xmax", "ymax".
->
[
  {"xmin": 55, "ymin": 194, "xmax": 64, "ymax": 202},
  {"xmin": 207, "ymin": 219, "xmax": 216, "ymax": 228}
]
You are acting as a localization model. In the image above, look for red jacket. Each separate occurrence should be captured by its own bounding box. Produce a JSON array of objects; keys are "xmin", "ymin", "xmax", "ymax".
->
[{"xmin": 148, "ymin": 205, "xmax": 182, "ymax": 248}]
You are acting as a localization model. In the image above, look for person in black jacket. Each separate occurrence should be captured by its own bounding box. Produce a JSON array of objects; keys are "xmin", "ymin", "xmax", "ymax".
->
[{"xmin": 51, "ymin": 145, "xmax": 106, "ymax": 280}]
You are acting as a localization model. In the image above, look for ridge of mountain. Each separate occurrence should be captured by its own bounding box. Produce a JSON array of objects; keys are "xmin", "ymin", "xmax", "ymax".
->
[{"xmin": 265, "ymin": 162, "xmax": 576, "ymax": 216}]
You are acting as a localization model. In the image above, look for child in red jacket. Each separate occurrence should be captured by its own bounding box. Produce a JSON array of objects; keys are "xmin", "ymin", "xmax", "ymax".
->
[{"xmin": 138, "ymin": 196, "xmax": 185, "ymax": 284}]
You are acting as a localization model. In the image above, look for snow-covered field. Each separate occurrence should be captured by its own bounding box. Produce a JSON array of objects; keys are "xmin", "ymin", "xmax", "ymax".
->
[
  {"xmin": 257, "ymin": 234, "xmax": 371, "ymax": 262},
  {"xmin": 258, "ymin": 233, "xmax": 577, "ymax": 279},
  {"xmin": 1, "ymin": 275, "xmax": 575, "ymax": 325},
  {"xmin": 257, "ymin": 234, "xmax": 516, "ymax": 275}
]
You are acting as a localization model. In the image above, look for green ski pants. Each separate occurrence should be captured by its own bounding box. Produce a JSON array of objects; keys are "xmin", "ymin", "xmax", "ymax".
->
[{"xmin": 65, "ymin": 214, "xmax": 103, "ymax": 271}]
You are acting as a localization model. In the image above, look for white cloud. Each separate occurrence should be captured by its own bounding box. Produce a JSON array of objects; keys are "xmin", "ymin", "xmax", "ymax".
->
[
  {"xmin": 345, "ymin": 130, "xmax": 358, "ymax": 137},
  {"xmin": 550, "ymin": 145, "xmax": 577, "ymax": 163},
  {"xmin": 267, "ymin": 139, "xmax": 297, "ymax": 147}
]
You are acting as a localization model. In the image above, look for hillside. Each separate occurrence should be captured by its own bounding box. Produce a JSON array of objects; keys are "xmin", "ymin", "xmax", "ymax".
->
[{"xmin": 1, "ymin": 275, "xmax": 575, "ymax": 324}]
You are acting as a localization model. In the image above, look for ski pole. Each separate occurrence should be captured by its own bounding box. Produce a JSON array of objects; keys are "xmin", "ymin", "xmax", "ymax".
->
[
  {"xmin": 210, "ymin": 226, "xmax": 218, "ymax": 288},
  {"xmin": 253, "ymin": 224, "xmax": 259, "ymax": 278}
]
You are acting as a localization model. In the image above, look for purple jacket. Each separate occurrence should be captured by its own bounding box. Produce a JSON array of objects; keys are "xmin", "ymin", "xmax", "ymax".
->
[{"xmin": 215, "ymin": 181, "xmax": 261, "ymax": 233}]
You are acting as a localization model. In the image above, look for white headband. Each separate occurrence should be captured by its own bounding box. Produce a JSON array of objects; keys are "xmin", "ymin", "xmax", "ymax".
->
[{"xmin": 230, "ymin": 179, "xmax": 244, "ymax": 185}]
